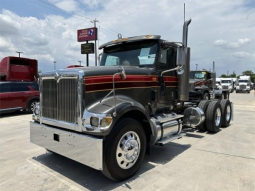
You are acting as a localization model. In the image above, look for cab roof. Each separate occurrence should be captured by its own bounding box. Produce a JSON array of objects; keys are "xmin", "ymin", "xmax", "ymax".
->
[{"xmin": 99, "ymin": 35, "xmax": 161, "ymax": 49}]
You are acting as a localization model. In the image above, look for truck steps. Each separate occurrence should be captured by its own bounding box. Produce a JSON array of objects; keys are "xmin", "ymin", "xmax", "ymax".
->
[{"xmin": 157, "ymin": 133, "xmax": 185, "ymax": 146}]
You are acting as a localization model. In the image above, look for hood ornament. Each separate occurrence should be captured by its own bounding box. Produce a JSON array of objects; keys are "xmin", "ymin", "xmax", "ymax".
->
[{"xmin": 55, "ymin": 71, "xmax": 60, "ymax": 82}]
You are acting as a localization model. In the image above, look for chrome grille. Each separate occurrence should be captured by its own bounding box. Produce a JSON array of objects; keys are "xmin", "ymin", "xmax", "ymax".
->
[
  {"xmin": 42, "ymin": 78, "xmax": 78, "ymax": 124},
  {"xmin": 240, "ymin": 85, "xmax": 246, "ymax": 90},
  {"xmin": 222, "ymin": 85, "xmax": 228, "ymax": 90}
]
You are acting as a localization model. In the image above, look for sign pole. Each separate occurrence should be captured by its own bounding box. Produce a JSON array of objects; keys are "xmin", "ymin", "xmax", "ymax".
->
[
  {"xmin": 86, "ymin": 41, "xmax": 89, "ymax": 67},
  {"xmin": 91, "ymin": 19, "xmax": 98, "ymax": 66}
]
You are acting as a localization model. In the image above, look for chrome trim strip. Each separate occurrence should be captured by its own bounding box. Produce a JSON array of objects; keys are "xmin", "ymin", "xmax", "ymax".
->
[
  {"xmin": 30, "ymin": 121, "xmax": 103, "ymax": 170},
  {"xmin": 41, "ymin": 117, "xmax": 77, "ymax": 130}
]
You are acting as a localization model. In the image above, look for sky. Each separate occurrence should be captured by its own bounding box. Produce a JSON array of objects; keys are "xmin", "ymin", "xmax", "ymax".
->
[{"xmin": 0, "ymin": 0, "xmax": 254, "ymax": 76}]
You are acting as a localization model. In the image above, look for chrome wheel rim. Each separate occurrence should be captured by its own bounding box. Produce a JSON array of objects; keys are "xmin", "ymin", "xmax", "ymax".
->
[
  {"xmin": 116, "ymin": 131, "xmax": 140, "ymax": 169},
  {"xmin": 215, "ymin": 107, "xmax": 221, "ymax": 126},
  {"xmin": 30, "ymin": 102, "xmax": 36, "ymax": 112},
  {"xmin": 226, "ymin": 105, "xmax": 231, "ymax": 121}
]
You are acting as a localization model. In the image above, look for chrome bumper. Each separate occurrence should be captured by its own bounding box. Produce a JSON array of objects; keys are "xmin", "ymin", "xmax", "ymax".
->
[{"xmin": 30, "ymin": 121, "xmax": 103, "ymax": 170}]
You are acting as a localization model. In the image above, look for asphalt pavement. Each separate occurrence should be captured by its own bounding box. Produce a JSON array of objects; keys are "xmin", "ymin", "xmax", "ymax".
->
[{"xmin": 0, "ymin": 91, "xmax": 254, "ymax": 191}]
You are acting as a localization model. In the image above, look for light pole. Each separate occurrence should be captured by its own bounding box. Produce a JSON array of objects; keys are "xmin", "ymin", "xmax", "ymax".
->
[
  {"xmin": 16, "ymin": 51, "xmax": 23, "ymax": 57},
  {"xmin": 53, "ymin": 61, "xmax": 57, "ymax": 70},
  {"xmin": 78, "ymin": 60, "xmax": 82, "ymax": 66},
  {"xmin": 196, "ymin": 64, "xmax": 198, "ymax": 70}
]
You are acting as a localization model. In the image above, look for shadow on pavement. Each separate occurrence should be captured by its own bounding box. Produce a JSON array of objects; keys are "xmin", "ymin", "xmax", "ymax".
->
[
  {"xmin": 0, "ymin": 110, "xmax": 31, "ymax": 118},
  {"xmin": 32, "ymin": 142, "xmax": 191, "ymax": 190}
]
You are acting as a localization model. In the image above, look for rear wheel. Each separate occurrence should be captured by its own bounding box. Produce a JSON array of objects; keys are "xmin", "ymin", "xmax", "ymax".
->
[
  {"xmin": 197, "ymin": 100, "xmax": 210, "ymax": 131},
  {"xmin": 206, "ymin": 101, "xmax": 222, "ymax": 133},
  {"xmin": 102, "ymin": 118, "xmax": 146, "ymax": 181},
  {"xmin": 220, "ymin": 99, "xmax": 232, "ymax": 127},
  {"xmin": 203, "ymin": 92, "xmax": 210, "ymax": 100}
]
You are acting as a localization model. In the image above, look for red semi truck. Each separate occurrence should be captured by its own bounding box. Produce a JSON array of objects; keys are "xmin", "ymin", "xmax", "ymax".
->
[{"xmin": 0, "ymin": 56, "xmax": 38, "ymax": 82}]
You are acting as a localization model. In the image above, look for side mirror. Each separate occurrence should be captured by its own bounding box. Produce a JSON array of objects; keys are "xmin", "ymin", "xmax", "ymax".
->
[{"xmin": 118, "ymin": 66, "xmax": 126, "ymax": 80}]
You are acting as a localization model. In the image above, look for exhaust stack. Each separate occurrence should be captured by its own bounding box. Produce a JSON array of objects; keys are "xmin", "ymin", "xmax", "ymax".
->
[
  {"xmin": 178, "ymin": 19, "xmax": 192, "ymax": 101},
  {"xmin": 182, "ymin": 19, "xmax": 192, "ymax": 47}
]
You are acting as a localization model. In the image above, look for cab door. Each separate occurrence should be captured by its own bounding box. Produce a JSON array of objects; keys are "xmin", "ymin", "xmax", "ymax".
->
[{"xmin": 156, "ymin": 47, "xmax": 178, "ymax": 106}]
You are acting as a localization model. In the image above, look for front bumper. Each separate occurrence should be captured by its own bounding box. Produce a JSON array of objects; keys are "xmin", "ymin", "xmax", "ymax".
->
[{"xmin": 30, "ymin": 121, "xmax": 103, "ymax": 170}]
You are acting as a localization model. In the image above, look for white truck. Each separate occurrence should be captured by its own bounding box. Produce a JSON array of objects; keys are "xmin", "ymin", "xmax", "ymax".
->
[
  {"xmin": 236, "ymin": 76, "xmax": 251, "ymax": 93},
  {"xmin": 221, "ymin": 78, "xmax": 234, "ymax": 93}
]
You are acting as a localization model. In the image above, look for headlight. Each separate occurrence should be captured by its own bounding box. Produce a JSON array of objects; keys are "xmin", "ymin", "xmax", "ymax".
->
[
  {"xmin": 90, "ymin": 117, "xmax": 99, "ymax": 127},
  {"xmin": 90, "ymin": 116, "xmax": 112, "ymax": 127},
  {"xmin": 100, "ymin": 117, "xmax": 112, "ymax": 127}
]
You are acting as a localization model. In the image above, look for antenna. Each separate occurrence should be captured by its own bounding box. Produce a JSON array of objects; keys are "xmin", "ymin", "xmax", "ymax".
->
[{"xmin": 184, "ymin": 3, "xmax": 185, "ymax": 22}]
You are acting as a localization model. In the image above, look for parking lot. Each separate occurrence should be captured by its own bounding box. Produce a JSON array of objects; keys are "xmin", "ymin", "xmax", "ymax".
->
[{"xmin": 0, "ymin": 91, "xmax": 255, "ymax": 191}]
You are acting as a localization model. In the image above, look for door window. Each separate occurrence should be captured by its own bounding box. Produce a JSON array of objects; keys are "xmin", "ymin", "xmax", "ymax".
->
[{"xmin": 0, "ymin": 84, "xmax": 10, "ymax": 93}]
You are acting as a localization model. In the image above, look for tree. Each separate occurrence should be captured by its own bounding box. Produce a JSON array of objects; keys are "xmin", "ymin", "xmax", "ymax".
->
[
  {"xmin": 220, "ymin": 74, "xmax": 227, "ymax": 78},
  {"xmin": 242, "ymin": 70, "xmax": 253, "ymax": 76}
]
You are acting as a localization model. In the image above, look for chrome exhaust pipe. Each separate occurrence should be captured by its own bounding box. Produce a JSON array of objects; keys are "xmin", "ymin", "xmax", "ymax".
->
[{"xmin": 182, "ymin": 18, "xmax": 192, "ymax": 48}]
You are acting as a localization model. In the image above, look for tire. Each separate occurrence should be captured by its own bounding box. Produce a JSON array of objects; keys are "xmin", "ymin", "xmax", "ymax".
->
[
  {"xmin": 28, "ymin": 99, "xmax": 38, "ymax": 113},
  {"xmin": 203, "ymin": 92, "xmax": 210, "ymax": 100},
  {"xmin": 206, "ymin": 101, "xmax": 222, "ymax": 133},
  {"xmin": 102, "ymin": 118, "xmax": 146, "ymax": 181},
  {"xmin": 220, "ymin": 99, "xmax": 232, "ymax": 127},
  {"xmin": 197, "ymin": 100, "xmax": 210, "ymax": 131}
]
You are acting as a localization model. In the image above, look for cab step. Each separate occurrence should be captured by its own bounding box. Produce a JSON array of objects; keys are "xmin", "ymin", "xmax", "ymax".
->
[{"xmin": 157, "ymin": 132, "xmax": 186, "ymax": 146}]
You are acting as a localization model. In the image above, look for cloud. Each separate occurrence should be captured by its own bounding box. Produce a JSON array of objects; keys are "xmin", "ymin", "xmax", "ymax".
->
[
  {"xmin": 0, "ymin": 11, "xmax": 20, "ymax": 36},
  {"xmin": 233, "ymin": 51, "xmax": 250, "ymax": 58},
  {"xmin": 49, "ymin": 0, "xmax": 79, "ymax": 13},
  {"xmin": 214, "ymin": 38, "xmax": 251, "ymax": 49}
]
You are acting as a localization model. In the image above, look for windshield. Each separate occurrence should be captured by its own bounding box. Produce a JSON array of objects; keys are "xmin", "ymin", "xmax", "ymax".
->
[
  {"xmin": 221, "ymin": 80, "xmax": 232, "ymax": 83},
  {"xmin": 99, "ymin": 40, "xmax": 158, "ymax": 66},
  {"xmin": 189, "ymin": 71, "xmax": 207, "ymax": 80},
  {"xmin": 239, "ymin": 80, "xmax": 248, "ymax": 83}
]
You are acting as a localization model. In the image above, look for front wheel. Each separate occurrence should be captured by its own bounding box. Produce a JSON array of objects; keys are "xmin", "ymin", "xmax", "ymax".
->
[{"xmin": 102, "ymin": 118, "xmax": 146, "ymax": 181}]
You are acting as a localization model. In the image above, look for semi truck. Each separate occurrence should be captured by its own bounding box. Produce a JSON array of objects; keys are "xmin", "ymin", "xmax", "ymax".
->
[
  {"xmin": 220, "ymin": 78, "xmax": 234, "ymax": 93},
  {"xmin": 236, "ymin": 76, "xmax": 251, "ymax": 93},
  {"xmin": 30, "ymin": 19, "xmax": 233, "ymax": 181},
  {"xmin": 0, "ymin": 56, "xmax": 38, "ymax": 82},
  {"xmin": 189, "ymin": 69, "xmax": 229, "ymax": 101}
]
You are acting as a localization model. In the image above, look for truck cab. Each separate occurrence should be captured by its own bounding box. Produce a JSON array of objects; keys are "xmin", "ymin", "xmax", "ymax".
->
[
  {"xmin": 236, "ymin": 76, "xmax": 251, "ymax": 93},
  {"xmin": 221, "ymin": 78, "xmax": 234, "ymax": 93},
  {"xmin": 189, "ymin": 70, "xmax": 213, "ymax": 100}
]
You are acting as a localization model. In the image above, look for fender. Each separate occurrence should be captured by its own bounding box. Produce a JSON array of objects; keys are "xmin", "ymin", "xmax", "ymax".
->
[{"xmin": 82, "ymin": 95, "xmax": 155, "ymax": 137}]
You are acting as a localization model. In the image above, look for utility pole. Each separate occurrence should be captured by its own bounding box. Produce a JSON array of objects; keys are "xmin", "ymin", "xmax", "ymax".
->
[
  {"xmin": 78, "ymin": 60, "xmax": 82, "ymax": 66},
  {"xmin": 91, "ymin": 18, "xmax": 99, "ymax": 66},
  {"xmin": 53, "ymin": 61, "xmax": 57, "ymax": 70},
  {"xmin": 16, "ymin": 51, "xmax": 23, "ymax": 57}
]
